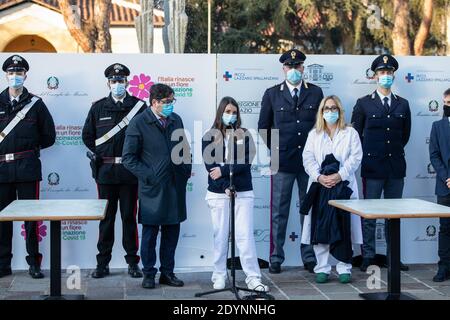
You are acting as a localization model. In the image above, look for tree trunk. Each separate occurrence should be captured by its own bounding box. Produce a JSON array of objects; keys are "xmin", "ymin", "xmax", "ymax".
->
[
  {"xmin": 392, "ymin": 0, "xmax": 411, "ymax": 55},
  {"xmin": 414, "ymin": 0, "xmax": 433, "ymax": 56},
  {"xmin": 447, "ymin": 2, "xmax": 450, "ymax": 55},
  {"xmin": 94, "ymin": 0, "xmax": 112, "ymax": 52},
  {"xmin": 59, "ymin": 0, "xmax": 91, "ymax": 52},
  {"xmin": 59, "ymin": 0, "xmax": 112, "ymax": 53},
  {"xmin": 353, "ymin": 11, "xmax": 363, "ymax": 54}
]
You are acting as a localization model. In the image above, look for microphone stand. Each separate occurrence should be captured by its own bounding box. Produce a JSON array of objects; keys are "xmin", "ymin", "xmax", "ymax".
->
[{"xmin": 195, "ymin": 124, "xmax": 274, "ymax": 300}]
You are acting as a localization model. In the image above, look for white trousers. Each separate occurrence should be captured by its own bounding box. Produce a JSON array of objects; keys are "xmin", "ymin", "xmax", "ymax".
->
[
  {"xmin": 313, "ymin": 244, "xmax": 352, "ymax": 275},
  {"xmin": 207, "ymin": 197, "xmax": 261, "ymax": 284}
]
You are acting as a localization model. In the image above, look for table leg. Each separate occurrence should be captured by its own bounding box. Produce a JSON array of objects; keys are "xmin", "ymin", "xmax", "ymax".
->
[
  {"xmin": 50, "ymin": 220, "xmax": 61, "ymax": 297},
  {"xmin": 39, "ymin": 221, "xmax": 83, "ymax": 300},
  {"xmin": 387, "ymin": 218, "xmax": 401, "ymax": 295},
  {"xmin": 360, "ymin": 218, "xmax": 415, "ymax": 300}
]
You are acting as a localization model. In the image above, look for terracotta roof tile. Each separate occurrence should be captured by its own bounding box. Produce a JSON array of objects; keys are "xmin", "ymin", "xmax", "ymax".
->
[{"xmin": 0, "ymin": 0, "xmax": 164, "ymax": 27}]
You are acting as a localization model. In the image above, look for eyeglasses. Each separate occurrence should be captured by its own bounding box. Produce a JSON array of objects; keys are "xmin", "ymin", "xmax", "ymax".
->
[
  {"xmin": 323, "ymin": 106, "xmax": 339, "ymax": 113},
  {"xmin": 159, "ymin": 98, "xmax": 177, "ymax": 105}
]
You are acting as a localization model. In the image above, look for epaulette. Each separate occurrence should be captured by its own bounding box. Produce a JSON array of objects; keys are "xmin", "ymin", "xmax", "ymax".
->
[{"xmin": 91, "ymin": 97, "xmax": 107, "ymax": 105}]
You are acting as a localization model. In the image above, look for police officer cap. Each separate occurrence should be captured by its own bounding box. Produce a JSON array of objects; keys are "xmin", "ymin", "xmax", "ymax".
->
[
  {"xmin": 104, "ymin": 63, "xmax": 130, "ymax": 80},
  {"xmin": 279, "ymin": 49, "xmax": 306, "ymax": 66},
  {"xmin": 371, "ymin": 54, "xmax": 399, "ymax": 72},
  {"xmin": 2, "ymin": 55, "xmax": 29, "ymax": 72}
]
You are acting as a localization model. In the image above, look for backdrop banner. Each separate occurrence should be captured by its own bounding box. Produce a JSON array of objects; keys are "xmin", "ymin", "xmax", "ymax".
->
[{"xmin": 1, "ymin": 53, "xmax": 446, "ymax": 270}]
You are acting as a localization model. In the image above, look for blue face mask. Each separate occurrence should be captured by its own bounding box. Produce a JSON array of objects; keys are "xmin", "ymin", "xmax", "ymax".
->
[
  {"xmin": 286, "ymin": 68, "xmax": 303, "ymax": 85},
  {"xmin": 8, "ymin": 74, "xmax": 25, "ymax": 89},
  {"xmin": 323, "ymin": 111, "xmax": 339, "ymax": 124},
  {"xmin": 222, "ymin": 113, "xmax": 237, "ymax": 126},
  {"xmin": 378, "ymin": 75, "xmax": 394, "ymax": 89},
  {"xmin": 160, "ymin": 103, "xmax": 174, "ymax": 118},
  {"xmin": 110, "ymin": 83, "xmax": 126, "ymax": 98}
]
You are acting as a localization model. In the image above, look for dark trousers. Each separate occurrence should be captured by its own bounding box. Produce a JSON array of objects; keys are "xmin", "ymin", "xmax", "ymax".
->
[
  {"xmin": 0, "ymin": 182, "xmax": 42, "ymax": 268},
  {"xmin": 141, "ymin": 223, "xmax": 180, "ymax": 278},
  {"xmin": 270, "ymin": 169, "xmax": 316, "ymax": 265},
  {"xmin": 361, "ymin": 178, "xmax": 404, "ymax": 259},
  {"xmin": 437, "ymin": 195, "xmax": 450, "ymax": 268},
  {"xmin": 96, "ymin": 184, "xmax": 140, "ymax": 266}
]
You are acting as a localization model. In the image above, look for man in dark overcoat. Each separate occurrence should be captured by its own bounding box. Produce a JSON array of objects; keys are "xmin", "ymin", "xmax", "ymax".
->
[{"xmin": 122, "ymin": 83, "xmax": 191, "ymax": 289}]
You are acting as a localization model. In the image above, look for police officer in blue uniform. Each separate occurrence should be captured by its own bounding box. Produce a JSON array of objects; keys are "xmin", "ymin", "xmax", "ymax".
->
[
  {"xmin": 0, "ymin": 55, "xmax": 56, "ymax": 279},
  {"xmin": 258, "ymin": 49, "xmax": 323, "ymax": 274},
  {"xmin": 351, "ymin": 55, "xmax": 411, "ymax": 272},
  {"xmin": 82, "ymin": 63, "xmax": 146, "ymax": 279}
]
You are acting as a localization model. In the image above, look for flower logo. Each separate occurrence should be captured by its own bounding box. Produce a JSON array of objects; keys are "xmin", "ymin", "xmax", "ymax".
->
[
  {"xmin": 21, "ymin": 221, "xmax": 47, "ymax": 242},
  {"xmin": 128, "ymin": 73, "xmax": 154, "ymax": 100}
]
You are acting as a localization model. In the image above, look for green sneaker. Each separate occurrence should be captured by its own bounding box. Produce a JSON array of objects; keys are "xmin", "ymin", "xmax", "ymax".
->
[
  {"xmin": 339, "ymin": 273, "xmax": 351, "ymax": 284},
  {"xmin": 315, "ymin": 273, "xmax": 329, "ymax": 284}
]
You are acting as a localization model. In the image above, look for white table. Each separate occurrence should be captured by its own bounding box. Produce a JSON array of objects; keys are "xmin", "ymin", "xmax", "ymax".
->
[
  {"xmin": 0, "ymin": 199, "xmax": 107, "ymax": 300},
  {"xmin": 328, "ymin": 198, "xmax": 450, "ymax": 300}
]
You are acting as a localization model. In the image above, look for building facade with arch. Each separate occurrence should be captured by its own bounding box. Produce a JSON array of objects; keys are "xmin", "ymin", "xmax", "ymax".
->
[{"xmin": 0, "ymin": 0, "xmax": 165, "ymax": 53}]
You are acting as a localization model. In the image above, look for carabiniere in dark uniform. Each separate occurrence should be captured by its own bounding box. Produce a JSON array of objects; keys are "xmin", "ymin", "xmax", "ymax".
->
[
  {"xmin": 82, "ymin": 63, "xmax": 146, "ymax": 279},
  {"xmin": 0, "ymin": 54, "xmax": 56, "ymax": 279}
]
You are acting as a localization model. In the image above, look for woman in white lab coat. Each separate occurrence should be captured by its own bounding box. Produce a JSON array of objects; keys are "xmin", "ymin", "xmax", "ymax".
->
[{"xmin": 301, "ymin": 95, "xmax": 363, "ymax": 284}]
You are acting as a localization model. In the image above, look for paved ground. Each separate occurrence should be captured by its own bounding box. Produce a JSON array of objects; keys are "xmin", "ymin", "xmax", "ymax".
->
[{"xmin": 0, "ymin": 264, "xmax": 449, "ymax": 300}]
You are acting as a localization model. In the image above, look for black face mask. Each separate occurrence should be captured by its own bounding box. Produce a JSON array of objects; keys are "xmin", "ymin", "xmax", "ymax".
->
[{"xmin": 444, "ymin": 104, "xmax": 450, "ymax": 117}]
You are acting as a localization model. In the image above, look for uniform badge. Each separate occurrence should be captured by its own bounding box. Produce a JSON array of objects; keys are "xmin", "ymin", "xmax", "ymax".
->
[
  {"xmin": 12, "ymin": 56, "xmax": 22, "ymax": 64},
  {"xmin": 291, "ymin": 51, "xmax": 296, "ymax": 60},
  {"xmin": 383, "ymin": 56, "xmax": 388, "ymax": 64},
  {"xmin": 114, "ymin": 64, "xmax": 124, "ymax": 73}
]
